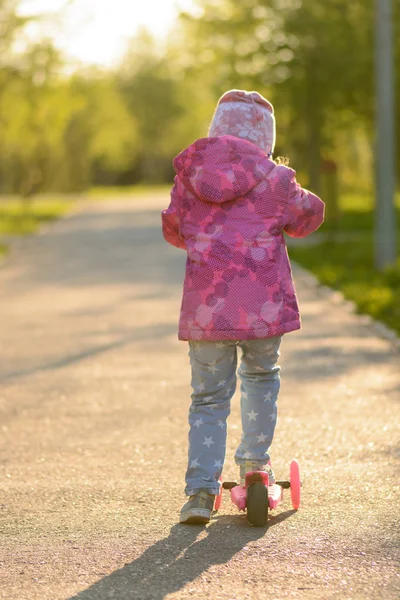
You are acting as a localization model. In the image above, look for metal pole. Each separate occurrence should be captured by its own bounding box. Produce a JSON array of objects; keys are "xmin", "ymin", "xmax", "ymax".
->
[{"xmin": 375, "ymin": 0, "xmax": 397, "ymax": 270}]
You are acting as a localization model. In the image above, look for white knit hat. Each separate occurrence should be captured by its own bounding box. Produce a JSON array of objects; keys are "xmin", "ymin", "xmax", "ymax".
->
[{"xmin": 208, "ymin": 89, "xmax": 276, "ymax": 155}]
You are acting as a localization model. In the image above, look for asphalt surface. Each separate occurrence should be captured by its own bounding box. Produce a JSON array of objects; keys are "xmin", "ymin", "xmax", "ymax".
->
[{"xmin": 0, "ymin": 192, "xmax": 399, "ymax": 600}]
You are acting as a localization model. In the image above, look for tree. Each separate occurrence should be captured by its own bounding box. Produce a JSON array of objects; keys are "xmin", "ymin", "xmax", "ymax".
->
[
  {"xmin": 177, "ymin": 0, "xmax": 381, "ymax": 192},
  {"xmin": 0, "ymin": 4, "xmax": 137, "ymax": 194},
  {"xmin": 117, "ymin": 30, "xmax": 185, "ymax": 182}
]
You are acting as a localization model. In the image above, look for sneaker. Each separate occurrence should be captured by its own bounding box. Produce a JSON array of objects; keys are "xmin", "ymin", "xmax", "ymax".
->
[
  {"xmin": 179, "ymin": 491, "xmax": 215, "ymax": 524},
  {"xmin": 240, "ymin": 461, "xmax": 275, "ymax": 486}
]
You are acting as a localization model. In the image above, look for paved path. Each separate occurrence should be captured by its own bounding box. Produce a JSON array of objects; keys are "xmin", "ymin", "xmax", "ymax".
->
[{"xmin": 0, "ymin": 193, "xmax": 399, "ymax": 600}]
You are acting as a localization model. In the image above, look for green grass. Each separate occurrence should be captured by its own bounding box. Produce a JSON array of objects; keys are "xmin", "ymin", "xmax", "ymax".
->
[
  {"xmin": 289, "ymin": 192, "xmax": 400, "ymax": 335},
  {"xmin": 323, "ymin": 192, "xmax": 400, "ymax": 232},
  {"xmin": 0, "ymin": 199, "xmax": 72, "ymax": 236}
]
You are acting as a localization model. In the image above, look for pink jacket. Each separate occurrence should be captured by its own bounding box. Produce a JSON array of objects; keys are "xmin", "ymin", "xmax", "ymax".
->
[{"xmin": 162, "ymin": 135, "xmax": 324, "ymax": 341}]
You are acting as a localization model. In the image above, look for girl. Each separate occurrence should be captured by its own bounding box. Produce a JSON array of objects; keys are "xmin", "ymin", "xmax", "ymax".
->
[{"xmin": 162, "ymin": 90, "xmax": 324, "ymax": 524}]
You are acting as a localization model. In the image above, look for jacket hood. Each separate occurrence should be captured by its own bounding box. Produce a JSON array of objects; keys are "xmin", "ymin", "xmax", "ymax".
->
[{"xmin": 173, "ymin": 135, "xmax": 276, "ymax": 204}]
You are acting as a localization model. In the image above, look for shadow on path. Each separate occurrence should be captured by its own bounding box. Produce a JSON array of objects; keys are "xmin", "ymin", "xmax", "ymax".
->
[
  {"xmin": 2, "ymin": 209, "xmax": 185, "ymax": 291},
  {"xmin": 69, "ymin": 510, "xmax": 295, "ymax": 600},
  {"xmin": 0, "ymin": 322, "xmax": 176, "ymax": 384}
]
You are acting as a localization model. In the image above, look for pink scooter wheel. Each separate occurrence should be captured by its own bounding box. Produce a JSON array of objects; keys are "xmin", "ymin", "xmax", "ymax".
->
[
  {"xmin": 214, "ymin": 490, "xmax": 222, "ymax": 511},
  {"xmin": 214, "ymin": 477, "xmax": 223, "ymax": 511},
  {"xmin": 290, "ymin": 460, "xmax": 301, "ymax": 510}
]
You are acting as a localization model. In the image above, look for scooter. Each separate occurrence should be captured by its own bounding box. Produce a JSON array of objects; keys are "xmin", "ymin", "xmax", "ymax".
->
[{"xmin": 214, "ymin": 459, "xmax": 301, "ymax": 527}]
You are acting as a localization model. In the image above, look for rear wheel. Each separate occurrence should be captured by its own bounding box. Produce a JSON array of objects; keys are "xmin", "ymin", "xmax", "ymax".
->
[
  {"xmin": 246, "ymin": 482, "xmax": 269, "ymax": 527},
  {"xmin": 214, "ymin": 482, "xmax": 222, "ymax": 512}
]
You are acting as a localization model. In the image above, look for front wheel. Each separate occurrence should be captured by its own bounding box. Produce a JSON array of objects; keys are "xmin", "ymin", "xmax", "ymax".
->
[{"xmin": 246, "ymin": 482, "xmax": 269, "ymax": 527}]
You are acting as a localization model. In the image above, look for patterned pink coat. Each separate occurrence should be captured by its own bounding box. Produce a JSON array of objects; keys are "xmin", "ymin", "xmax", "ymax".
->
[{"xmin": 162, "ymin": 135, "xmax": 324, "ymax": 341}]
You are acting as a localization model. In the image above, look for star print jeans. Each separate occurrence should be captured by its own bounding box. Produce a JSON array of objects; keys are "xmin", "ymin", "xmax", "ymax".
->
[{"xmin": 185, "ymin": 336, "xmax": 282, "ymax": 496}]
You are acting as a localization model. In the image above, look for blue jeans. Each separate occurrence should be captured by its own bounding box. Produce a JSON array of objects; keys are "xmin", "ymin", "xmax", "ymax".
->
[{"xmin": 186, "ymin": 337, "xmax": 282, "ymax": 496}]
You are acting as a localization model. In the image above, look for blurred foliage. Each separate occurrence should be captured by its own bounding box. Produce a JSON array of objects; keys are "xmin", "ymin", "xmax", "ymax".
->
[
  {"xmin": 0, "ymin": 41, "xmax": 136, "ymax": 193},
  {"xmin": 0, "ymin": 1, "xmax": 136, "ymax": 194},
  {"xmin": 177, "ymin": 0, "xmax": 397, "ymax": 193},
  {"xmin": 0, "ymin": 0, "xmax": 398, "ymax": 197}
]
